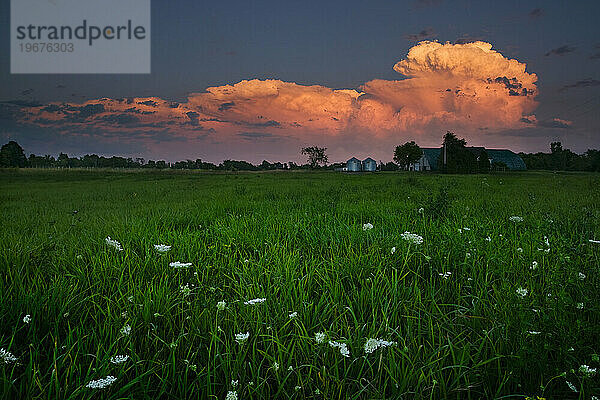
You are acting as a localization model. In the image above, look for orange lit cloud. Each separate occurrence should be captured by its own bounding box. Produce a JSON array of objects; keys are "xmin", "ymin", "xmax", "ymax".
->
[{"xmin": 19, "ymin": 41, "xmax": 547, "ymax": 159}]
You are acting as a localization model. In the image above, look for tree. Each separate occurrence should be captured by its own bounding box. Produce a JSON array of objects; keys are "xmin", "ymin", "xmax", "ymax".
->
[
  {"xmin": 300, "ymin": 146, "xmax": 328, "ymax": 169},
  {"xmin": 0, "ymin": 141, "xmax": 27, "ymax": 167},
  {"xmin": 437, "ymin": 131, "xmax": 477, "ymax": 173},
  {"xmin": 393, "ymin": 141, "xmax": 423, "ymax": 170}
]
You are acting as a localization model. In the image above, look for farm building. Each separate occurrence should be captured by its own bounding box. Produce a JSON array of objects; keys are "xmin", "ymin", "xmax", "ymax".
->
[
  {"xmin": 346, "ymin": 157, "xmax": 378, "ymax": 172},
  {"xmin": 346, "ymin": 157, "xmax": 362, "ymax": 171},
  {"xmin": 362, "ymin": 157, "xmax": 377, "ymax": 171},
  {"xmin": 409, "ymin": 147, "xmax": 526, "ymax": 171}
]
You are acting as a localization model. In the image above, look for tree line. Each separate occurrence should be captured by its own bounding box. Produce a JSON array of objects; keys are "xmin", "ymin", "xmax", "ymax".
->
[{"xmin": 1, "ymin": 137, "xmax": 599, "ymax": 172}]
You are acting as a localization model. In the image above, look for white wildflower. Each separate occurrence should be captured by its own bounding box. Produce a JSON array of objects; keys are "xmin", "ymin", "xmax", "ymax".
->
[
  {"xmin": 390, "ymin": 247, "xmax": 396, "ymax": 254},
  {"xmin": 288, "ymin": 365, "xmax": 293, "ymax": 371},
  {"xmin": 315, "ymin": 332, "xmax": 326, "ymax": 343},
  {"xmin": 0, "ymin": 348, "xmax": 17, "ymax": 365},
  {"xmin": 235, "ymin": 332, "xmax": 249, "ymax": 345},
  {"xmin": 458, "ymin": 228, "xmax": 462, "ymax": 234},
  {"xmin": 438, "ymin": 271, "xmax": 452, "ymax": 279},
  {"xmin": 23, "ymin": 314, "xmax": 31, "ymax": 324},
  {"xmin": 527, "ymin": 331, "xmax": 541, "ymax": 335},
  {"xmin": 231, "ymin": 379, "xmax": 238, "ymax": 388},
  {"xmin": 517, "ymin": 247, "xmax": 523, "ymax": 253},
  {"xmin": 400, "ymin": 232, "xmax": 423, "ymax": 245},
  {"xmin": 516, "ymin": 287, "xmax": 528, "ymax": 298},
  {"xmin": 328, "ymin": 341, "xmax": 350, "ymax": 357},
  {"xmin": 465, "ymin": 252, "xmax": 471, "ymax": 258},
  {"xmin": 105, "ymin": 237, "xmax": 123, "ymax": 251},
  {"xmin": 169, "ymin": 261, "xmax": 192, "ymax": 269},
  {"xmin": 589, "ymin": 239, "xmax": 600, "ymax": 244},
  {"xmin": 225, "ymin": 391, "xmax": 238, "ymax": 400},
  {"xmin": 120, "ymin": 324, "xmax": 131, "ymax": 336},
  {"xmin": 509, "ymin": 216, "xmax": 523, "ymax": 223},
  {"xmin": 110, "ymin": 355, "xmax": 129, "ymax": 365},
  {"xmin": 463, "ymin": 227, "xmax": 471, "ymax": 231},
  {"xmin": 364, "ymin": 338, "xmax": 395, "ymax": 354},
  {"xmin": 86, "ymin": 375, "xmax": 117, "ymax": 389},
  {"xmin": 288, "ymin": 311, "xmax": 298, "ymax": 319},
  {"xmin": 244, "ymin": 298, "xmax": 266, "ymax": 305},
  {"xmin": 362, "ymin": 223, "xmax": 373, "ymax": 231},
  {"xmin": 579, "ymin": 364, "xmax": 597, "ymax": 377},
  {"xmin": 485, "ymin": 236, "xmax": 492, "ymax": 242},
  {"xmin": 180, "ymin": 283, "xmax": 193, "ymax": 296},
  {"xmin": 273, "ymin": 361, "xmax": 279, "ymax": 371},
  {"xmin": 577, "ymin": 302, "xmax": 584, "ymax": 310},
  {"xmin": 530, "ymin": 261, "xmax": 538, "ymax": 270},
  {"xmin": 295, "ymin": 385, "xmax": 301, "ymax": 391},
  {"xmin": 154, "ymin": 244, "xmax": 171, "ymax": 253},
  {"xmin": 217, "ymin": 300, "xmax": 226, "ymax": 311},
  {"xmin": 418, "ymin": 207, "xmax": 424, "ymax": 214},
  {"xmin": 578, "ymin": 272, "xmax": 586, "ymax": 280}
]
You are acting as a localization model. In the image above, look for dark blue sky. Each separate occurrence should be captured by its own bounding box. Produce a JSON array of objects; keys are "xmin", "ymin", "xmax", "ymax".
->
[{"xmin": 1, "ymin": 0, "xmax": 599, "ymax": 162}]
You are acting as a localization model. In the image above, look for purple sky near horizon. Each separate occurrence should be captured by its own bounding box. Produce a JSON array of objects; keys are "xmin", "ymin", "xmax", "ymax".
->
[{"xmin": 0, "ymin": 0, "xmax": 599, "ymax": 164}]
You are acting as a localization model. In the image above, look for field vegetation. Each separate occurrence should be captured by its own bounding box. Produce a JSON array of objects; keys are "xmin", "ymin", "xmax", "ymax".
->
[{"xmin": 1, "ymin": 169, "xmax": 599, "ymax": 399}]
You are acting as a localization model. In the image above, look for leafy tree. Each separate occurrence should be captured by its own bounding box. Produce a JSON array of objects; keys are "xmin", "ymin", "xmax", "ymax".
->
[
  {"xmin": 300, "ymin": 146, "xmax": 328, "ymax": 169},
  {"xmin": 0, "ymin": 141, "xmax": 27, "ymax": 167},
  {"xmin": 437, "ymin": 131, "xmax": 477, "ymax": 173},
  {"xmin": 393, "ymin": 141, "xmax": 423, "ymax": 170}
]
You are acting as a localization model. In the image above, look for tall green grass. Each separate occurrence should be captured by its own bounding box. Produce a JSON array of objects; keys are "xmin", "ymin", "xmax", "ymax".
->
[{"xmin": 0, "ymin": 169, "xmax": 599, "ymax": 399}]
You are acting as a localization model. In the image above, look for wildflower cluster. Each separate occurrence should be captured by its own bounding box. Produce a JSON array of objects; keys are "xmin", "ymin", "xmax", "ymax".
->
[
  {"xmin": 364, "ymin": 338, "xmax": 395, "ymax": 354},
  {"xmin": 328, "ymin": 341, "xmax": 350, "ymax": 357},
  {"xmin": 86, "ymin": 375, "xmax": 117, "ymax": 389},
  {"xmin": 105, "ymin": 237, "xmax": 123, "ymax": 251},
  {"xmin": 400, "ymin": 231, "xmax": 423, "ymax": 245}
]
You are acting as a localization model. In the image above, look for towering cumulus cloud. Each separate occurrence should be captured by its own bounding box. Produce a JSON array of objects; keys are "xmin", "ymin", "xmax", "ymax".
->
[{"xmin": 19, "ymin": 41, "xmax": 541, "ymax": 158}]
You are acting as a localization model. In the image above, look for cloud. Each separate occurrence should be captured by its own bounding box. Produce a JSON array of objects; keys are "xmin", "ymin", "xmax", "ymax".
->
[
  {"xmin": 529, "ymin": 8, "xmax": 543, "ymax": 18},
  {"xmin": 13, "ymin": 40, "xmax": 542, "ymax": 159},
  {"xmin": 405, "ymin": 28, "xmax": 436, "ymax": 42},
  {"xmin": 520, "ymin": 115, "xmax": 572, "ymax": 128},
  {"xmin": 562, "ymin": 78, "xmax": 600, "ymax": 90},
  {"xmin": 545, "ymin": 45, "xmax": 576, "ymax": 56}
]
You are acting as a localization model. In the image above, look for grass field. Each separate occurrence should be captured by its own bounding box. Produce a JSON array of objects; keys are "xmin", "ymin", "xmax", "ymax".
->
[{"xmin": 1, "ymin": 169, "xmax": 599, "ymax": 399}]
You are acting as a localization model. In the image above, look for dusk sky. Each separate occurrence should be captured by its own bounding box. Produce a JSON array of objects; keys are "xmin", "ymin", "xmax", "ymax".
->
[{"xmin": 1, "ymin": 0, "xmax": 599, "ymax": 163}]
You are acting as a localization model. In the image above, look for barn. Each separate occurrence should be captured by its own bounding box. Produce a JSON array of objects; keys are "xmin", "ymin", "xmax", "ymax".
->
[{"xmin": 409, "ymin": 147, "xmax": 526, "ymax": 171}]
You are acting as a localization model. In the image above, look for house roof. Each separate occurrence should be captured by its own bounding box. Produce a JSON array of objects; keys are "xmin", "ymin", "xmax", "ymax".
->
[
  {"xmin": 417, "ymin": 147, "xmax": 526, "ymax": 170},
  {"xmin": 347, "ymin": 157, "xmax": 361, "ymax": 163},
  {"xmin": 486, "ymin": 149, "xmax": 526, "ymax": 170},
  {"xmin": 363, "ymin": 157, "xmax": 376, "ymax": 163}
]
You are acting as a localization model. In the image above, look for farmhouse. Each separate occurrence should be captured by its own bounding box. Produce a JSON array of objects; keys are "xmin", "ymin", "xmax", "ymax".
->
[{"xmin": 409, "ymin": 147, "xmax": 526, "ymax": 171}]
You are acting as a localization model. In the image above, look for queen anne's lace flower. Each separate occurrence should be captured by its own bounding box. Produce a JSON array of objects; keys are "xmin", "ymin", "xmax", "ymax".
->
[
  {"xmin": 154, "ymin": 244, "xmax": 171, "ymax": 253},
  {"xmin": 86, "ymin": 375, "xmax": 117, "ymax": 389},
  {"xmin": 328, "ymin": 341, "xmax": 350, "ymax": 357},
  {"xmin": 509, "ymin": 216, "xmax": 523, "ymax": 223},
  {"xmin": 400, "ymin": 232, "xmax": 423, "ymax": 245},
  {"xmin": 120, "ymin": 324, "xmax": 131, "ymax": 336},
  {"xmin": 0, "ymin": 348, "xmax": 17, "ymax": 365},
  {"xmin": 216, "ymin": 301, "xmax": 226, "ymax": 311},
  {"xmin": 235, "ymin": 332, "xmax": 249, "ymax": 344},
  {"xmin": 110, "ymin": 355, "xmax": 129, "ymax": 365},
  {"xmin": 244, "ymin": 298, "xmax": 266, "ymax": 305},
  {"xmin": 23, "ymin": 314, "xmax": 31, "ymax": 324},
  {"xmin": 105, "ymin": 237, "xmax": 123, "ymax": 251},
  {"xmin": 516, "ymin": 287, "xmax": 528, "ymax": 298},
  {"xmin": 364, "ymin": 338, "xmax": 395, "ymax": 354},
  {"xmin": 363, "ymin": 223, "xmax": 373, "ymax": 231},
  {"xmin": 225, "ymin": 391, "xmax": 238, "ymax": 400},
  {"xmin": 315, "ymin": 332, "xmax": 326, "ymax": 343},
  {"xmin": 579, "ymin": 364, "xmax": 597, "ymax": 377},
  {"xmin": 169, "ymin": 261, "xmax": 192, "ymax": 269}
]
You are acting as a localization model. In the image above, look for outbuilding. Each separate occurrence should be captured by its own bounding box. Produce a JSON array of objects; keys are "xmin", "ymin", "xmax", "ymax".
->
[
  {"xmin": 346, "ymin": 157, "xmax": 362, "ymax": 171},
  {"xmin": 362, "ymin": 157, "xmax": 377, "ymax": 171}
]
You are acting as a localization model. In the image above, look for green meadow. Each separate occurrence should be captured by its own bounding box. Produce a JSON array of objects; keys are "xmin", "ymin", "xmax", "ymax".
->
[{"xmin": 0, "ymin": 169, "xmax": 599, "ymax": 399}]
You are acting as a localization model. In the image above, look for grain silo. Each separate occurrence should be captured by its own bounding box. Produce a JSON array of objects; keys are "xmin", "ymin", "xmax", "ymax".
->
[
  {"xmin": 346, "ymin": 157, "xmax": 362, "ymax": 171},
  {"xmin": 362, "ymin": 157, "xmax": 377, "ymax": 172}
]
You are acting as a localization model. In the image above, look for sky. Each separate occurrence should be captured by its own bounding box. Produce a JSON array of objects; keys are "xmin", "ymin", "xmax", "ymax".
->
[{"xmin": 1, "ymin": 0, "xmax": 599, "ymax": 164}]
